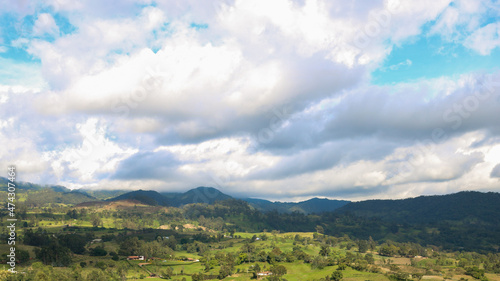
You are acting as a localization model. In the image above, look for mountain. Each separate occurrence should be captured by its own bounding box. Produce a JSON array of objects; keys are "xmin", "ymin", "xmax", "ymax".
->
[
  {"xmin": 107, "ymin": 190, "xmax": 171, "ymax": 206},
  {"xmin": 243, "ymin": 198, "xmax": 291, "ymax": 213},
  {"xmin": 0, "ymin": 177, "xmax": 70, "ymax": 192},
  {"xmin": 291, "ymin": 197, "xmax": 351, "ymax": 213},
  {"xmin": 22, "ymin": 190, "xmax": 97, "ymax": 206},
  {"xmin": 0, "ymin": 177, "xmax": 97, "ymax": 205},
  {"xmin": 163, "ymin": 186, "xmax": 234, "ymax": 207},
  {"xmin": 243, "ymin": 197, "xmax": 350, "ymax": 214},
  {"xmin": 107, "ymin": 187, "xmax": 234, "ymax": 207},
  {"xmin": 336, "ymin": 191, "xmax": 500, "ymax": 225},
  {"xmin": 76, "ymin": 189, "xmax": 129, "ymax": 200}
]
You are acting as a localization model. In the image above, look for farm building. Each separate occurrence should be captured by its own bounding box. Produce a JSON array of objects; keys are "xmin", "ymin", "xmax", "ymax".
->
[{"xmin": 127, "ymin": 256, "xmax": 145, "ymax": 260}]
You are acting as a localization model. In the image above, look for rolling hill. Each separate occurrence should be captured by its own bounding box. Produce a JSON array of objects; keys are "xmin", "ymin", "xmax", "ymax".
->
[
  {"xmin": 243, "ymin": 197, "xmax": 350, "ymax": 214},
  {"xmin": 107, "ymin": 190, "xmax": 170, "ymax": 206},
  {"xmin": 0, "ymin": 177, "xmax": 98, "ymax": 206},
  {"xmin": 107, "ymin": 187, "xmax": 234, "ymax": 207},
  {"xmin": 162, "ymin": 186, "xmax": 234, "ymax": 207},
  {"xmin": 336, "ymin": 191, "xmax": 500, "ymax": 225},
  {"xmin": 0, "ymin": 176, "xmax": 70, "ymax": 192}
]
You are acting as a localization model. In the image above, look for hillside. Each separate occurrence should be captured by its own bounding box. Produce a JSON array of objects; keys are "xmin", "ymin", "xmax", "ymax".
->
[
  {"xmin": 0, "ymin": 177, "xmax": 98, "ymax": 206},
  {"xmin": 243, "ymin": 197, "xmax": 350, "ymax": 214},
  {"xmin": 162, "ymin": 186, "xmax": 233, "ymax": 207},
  {"xmin": 24, "ymin": 190, "xmax": 98, "ymax": 206},
  {"xmin": 110, "ymin": 187, "xmax": 350, "ymax": 213},
  {"xmin": 107, "ymin": 190, "xmax": 170, "ymax": 206},
  {"xmin": 76, "ymin": 189, "xmax": 129, "ymax": 200},
  {"xmin": 0, "ymin": 176, "xmax": 70, "ymax": 192},
  {"xmin": 337, "ymin": 191, "xmax": 500, "ymax": 225}
]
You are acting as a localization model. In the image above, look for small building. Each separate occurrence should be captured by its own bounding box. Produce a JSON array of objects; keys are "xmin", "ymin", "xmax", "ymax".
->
[
  {"xmin": 127, "ymin": 256, "xmax": 145, "ymax": 261},
  {"xmin": 91, "ymin": 239, "xmax": 102, "ymax": 244},
  {"xmin": 257, "ymin": 271, "xmax": 272, "ymax": 276}
]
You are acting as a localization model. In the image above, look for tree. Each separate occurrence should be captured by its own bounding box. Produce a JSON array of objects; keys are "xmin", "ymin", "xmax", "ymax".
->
[
  {"xmin": 357, "ymin": 240, "xmax": 369, "ymax": 253},
  {"xmin": 36, "ymin": 242, "xmax": 72, "ymax": 266},
  {"xmin": 237, "ymin": 253, "xmax": 249, "ymax": 265},
  {"xmin": 368, "ymin": 236, "xmax": 377, "ymax": 251},
  {"xmin": 90, "ymin": 213, "xmax": 102, "ymax": 228},
  {"xmin": 90, "ymin": 246, "xmax": 107, "ymax": 256},
  {"xmin": 319, "ymin": 245, "xmax": 330, "ymax": 257},
  {"xmin": 364, "ymin": 253, "xmax": 375, "ymax": 264},
  {"xmin": 316, "ymin": 225, "xmax": 325, "ymax": 235},
  {"xmin": 218, "ymin": 264, "xmax": 232, "ymax": 279},
  {"xmin": 270, "ymin": 264, "xmax": 287, "ymax": 277},
  {"xmin": 118, "ymin": 237, "xmax": 143, "ymax": 256},
  {"xmin": 59, "ymin": 234, "xmax": 87, "ymax": 254},
  {"xmin": 413, "ymin": 273, "xmax": 424, "ymax": 281},
  {"xmin": 86, "ymin": 269, "xmax": 108, "ymax": 281},
  {"xmin": 311, "ymin": 256, "xmax": 328, "ymax": 270},
  {"xmin": 191, "ymin": 273, "xmax": 204, "ymax": 281},
  {"xmin": 253, "ymin": 263, "xmax": 261, "ymax": 273},
  {"xmin": 331, "ymin": 270, "xmax": 343, "ymax": 281},
  {"xmin": 17, "ymin": 249, "xmax": 30, "ymax": 264}
]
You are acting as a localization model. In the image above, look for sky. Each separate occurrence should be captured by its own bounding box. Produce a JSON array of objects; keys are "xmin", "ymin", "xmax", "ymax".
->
[{"xmin": 1, "ymin": 0, "xmax": 500, "ymax": 202}]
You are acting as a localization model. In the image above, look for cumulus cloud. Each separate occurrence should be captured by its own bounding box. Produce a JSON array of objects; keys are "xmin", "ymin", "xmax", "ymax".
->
[
  {"xmin": 2, "ymin": 0, "xmax": 500, "ymax": 200},
  {"xmin": 111, "ymin": 150, "xmax": 181, "ymax": 180},
  {"xmin": 465, "ymin": 22, "xmax": 500, "ymax": 55},
  {"xmin": 33, "ymin": 13, "xmax": 59, "ymax": 36},
  {"xmin": 44, "ymin": 118, "xmax": 137, "ymax": 183},
  {"xmin": 491, "ymin": 163, "xmax": 500, "ymax": 178}
]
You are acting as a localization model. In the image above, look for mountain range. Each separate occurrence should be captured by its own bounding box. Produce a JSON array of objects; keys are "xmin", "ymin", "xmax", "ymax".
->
[
  {"xmin": 2, "ymin": 177, "xmax": 500, "ymax": 221},
  {"xmin": 336, "ymin": 191, "xmax": 500, "ymax": 225},
  {"xmin": 0, "ymin": 177, "xmax": 349, "ymax": 214}
]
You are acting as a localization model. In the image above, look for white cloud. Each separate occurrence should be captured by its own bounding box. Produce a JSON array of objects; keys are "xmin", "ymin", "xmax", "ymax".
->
[
  {"xmin": 2, "ymin": 0, "xmax": 500, "ymax": 200},
  {"xmin": 379, "ymin": 59, "xmax": 412, "ymax": 71},
  {"xmin": 45, "ymin": 118, "xmax": 137, "ymax": 183},
  {"xmin": 429, "ymin": 0, "xmax": 487, "ymax": 39},
  {"xmin": 33, "ymin": 13, "xmax": 60, "ymax": 36},
  {"xmin": 465, "ymin": 22, "xmax": 500, "ymax": 55},
  {"xmin": 27, "ymin": 6, "xmax": 166, "ymax": 90}
]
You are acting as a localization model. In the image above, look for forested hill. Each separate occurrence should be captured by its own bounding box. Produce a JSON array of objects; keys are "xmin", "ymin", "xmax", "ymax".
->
[
  {"xmin": 0, "ymin": 176, "xmax": 69, "ymax": 192},
  {"xmin": 244, "ymin": 197, "xmax": 350, "ymax": 214},
  {"xmin": 0, "ymin": 177, "xmax": 97, "ymax": 206},
  {"xmin": 336, "ymin": 191, "xmax": 500, "ymax": 224},
  {"xmin": 162, "ymin": 186, "xmax": 233, "ymax": 207},
  {"xmin": 107, "ymin": 187, "xmax": 233, "ymax": 207},
  {"xmin": 110, "ymin": 187, "xmax": 350, "ymax": 213},
  {"xmin": 107, "ymin": 190, "xmax": 171, "ymax": 206}
]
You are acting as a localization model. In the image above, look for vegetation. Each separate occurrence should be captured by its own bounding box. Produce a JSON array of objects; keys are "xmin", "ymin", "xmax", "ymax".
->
[{"xmin": 1, "ymin": 178, "xmax": 500, "ymax": 280}]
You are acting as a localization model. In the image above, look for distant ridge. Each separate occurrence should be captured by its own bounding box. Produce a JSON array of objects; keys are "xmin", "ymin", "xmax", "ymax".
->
[
  {"xmin": 0, "ymin": 176, "xmax": 70, "ymax": 192},
  {"xmin": 336, "ymin": 191, "xmax": 500, "ymax": 224},
  {"xmin": 107, "ymin": 190, "xmax": 170, "ymax": 206},
  {"xmin": 243, "ymin": 197, "xmax": 350, "ymax": 214},
  {"xmin": 107, "ymin": 186, "xmax": 234, "ymax": 207},
  {"xmin": 108, "ymin": 187, "xmax": 350, "ymax": 214},
  {"xmin": 162, "ymin": 186, "xmax": 233, "ymax": 207},
  {"xmin": 0, "ymin": 177, "xmax": 98, "ymax": 205}
]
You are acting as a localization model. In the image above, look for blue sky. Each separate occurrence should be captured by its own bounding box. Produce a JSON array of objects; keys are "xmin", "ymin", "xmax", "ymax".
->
[
  {"xmin": 1, "ymin": 0, "xmax": 500, "ymax": 201},
  {"xmin": 373, "ymin": 34, "xmax": 500, "ymax": 84}
]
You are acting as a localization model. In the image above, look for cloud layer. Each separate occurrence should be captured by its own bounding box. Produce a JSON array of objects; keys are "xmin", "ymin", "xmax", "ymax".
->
[{"xmin": 1, "ymin": 0, "xmax": 500, "ymax": 201}]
